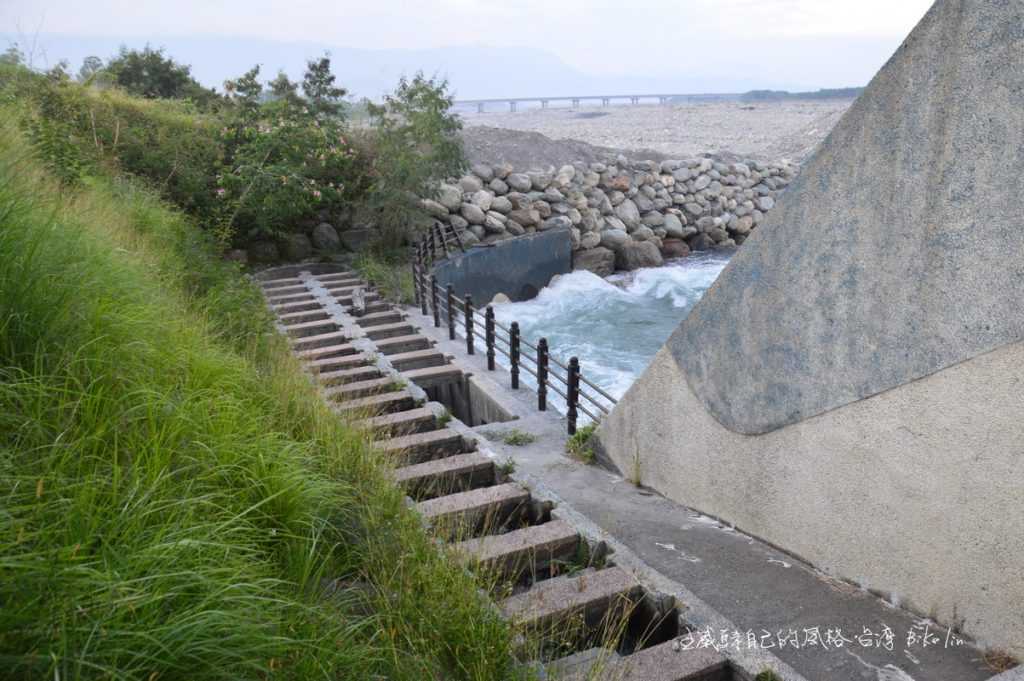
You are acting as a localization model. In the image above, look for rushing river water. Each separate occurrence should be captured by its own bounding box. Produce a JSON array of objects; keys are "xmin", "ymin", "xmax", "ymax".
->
[{"xmin": 492, "ymin": 251, "xmax": 732, "ymax": 414}]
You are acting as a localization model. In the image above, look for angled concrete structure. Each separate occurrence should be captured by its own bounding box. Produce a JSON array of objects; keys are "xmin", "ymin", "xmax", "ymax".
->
[{"xmin": 598, "ymin": 0, "xmax": 1024, "ymax": 655}]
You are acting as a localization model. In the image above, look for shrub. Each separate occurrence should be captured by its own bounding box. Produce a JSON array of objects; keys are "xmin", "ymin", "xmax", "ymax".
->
[
  {"xmin": 566, "ymin": 424, "xmax": 598, "ymax": 464},
  {"xmin": 363, "ymin": 73, "xmax": 465, "ymax": 248}
]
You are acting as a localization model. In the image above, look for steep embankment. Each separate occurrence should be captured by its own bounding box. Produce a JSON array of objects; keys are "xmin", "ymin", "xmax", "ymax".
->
[{"xmin": 0, "ymin": 124, "xmax": 515, "ymax": 679}]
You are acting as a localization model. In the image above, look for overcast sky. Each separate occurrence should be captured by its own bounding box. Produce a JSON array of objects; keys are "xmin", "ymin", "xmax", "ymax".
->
[{"xmin": 1, "ymin": 0, "xmax": 936, "ymax": 97}]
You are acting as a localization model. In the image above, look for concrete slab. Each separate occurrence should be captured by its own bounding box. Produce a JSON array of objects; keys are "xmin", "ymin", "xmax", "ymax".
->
[
  {"xmin": 290, "ymin": 329, "xmax": 349, "ymax": 351},
  {"xmin": 452, "ymin": 519, "xmax": 579, "ymax": 578},
  {"xmin": 404, "ymin": 364, "xmax": 464, "ymax": 389},
  {"xmin": 375, "ymin": 334, "xmax": 434, "ymax": 354},
  {"xmin": 576, "ymin": 640, "xmax": 729, "ymax": 681},
  {"xmin": 395, "ymin": 451, "xmax": 495, "ymax": 498},
  {"xmin": 500, "ymin": 566, "xmax": 641, "ymax": 630},
  {"xmin": 386, "ymin": 348, "xmax": 448, "ymax": 371},
  {"xmin": 357, "ymin": 406, "xmax": 437, "ymax": 435},
  {"xmin": 323, "ymin": 376, "xmax": 395, "ymax": 401},
  {"xmin": 305, "ymin": 352, "xmax": 370, "ymax": 372},
  {"xmin": 363, "ymin": 322, "xmax": 417, "ymax": 340},
  {"xmin": 417, "ymin": 482, "xmax": 530, "ymax": 536},
  {"xmin": 330, "ymin": 389, "xmax": 416, "ymax": 416},
  {"xmin": 373, "ymin": 427, "xmax": 464, "ymax": 464},
  {"xmin": 315, "ymin": 365, "xmax": 381, "ymax": 386}
]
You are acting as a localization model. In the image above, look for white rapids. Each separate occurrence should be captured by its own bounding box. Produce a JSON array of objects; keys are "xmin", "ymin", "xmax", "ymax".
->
[{"xmin": 491, "ymin": 252, "xmax": 731, "ymax": 417}]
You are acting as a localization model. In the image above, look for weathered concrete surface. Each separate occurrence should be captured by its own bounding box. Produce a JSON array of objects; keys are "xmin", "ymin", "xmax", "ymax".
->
[
  {"xmin": 674, "ymin": 0, "xmax": 1024, "ymax": 434},
  {"xmin": 407, "ymin": 303, "xmax": 995, "ymax": 680},
  {"xmin": 598, "ymin": 340, "xmax": 1024, "ymax": 656},
  {"xmin": 432, "ymin": 228, "xmax": 571, "ymax": 302}
]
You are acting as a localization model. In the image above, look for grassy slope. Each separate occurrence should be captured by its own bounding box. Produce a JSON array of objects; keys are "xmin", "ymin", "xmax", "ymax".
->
[{"xmin": 0, "ymin": 123, "xmax": 515, "ymax": 679}]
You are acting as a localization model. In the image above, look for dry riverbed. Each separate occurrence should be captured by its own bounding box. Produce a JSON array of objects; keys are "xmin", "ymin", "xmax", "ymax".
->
[{"xmin": 460, "ymin": 99, "xmax": 852, "ymax": 168}]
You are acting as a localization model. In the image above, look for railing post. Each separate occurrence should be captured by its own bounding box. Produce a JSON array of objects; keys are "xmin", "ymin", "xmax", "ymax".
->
[
  {"xmin": 567, "ymin": 357, "xmax": 580, "ymax": 435},
  {"xmin": 464, "ymin": 294, "xmax": 475, "ymax": 355},
  {"xmin": 431, "ymin": 276, "xmax": 440, "ymax": 328},
  {"xmin": 419, "ymin": 263, "xmax": 428, "ymax": 316},
  {"xmin": 446, "ymin": 284, "xmax": 456, "ymax": 340},
  {"xmin": 510, "ymin": 322, "xmax": 520, "ymax": 389},
  {"xmin": 485, "ymin": 306, "xmax": 496, "ymax": 371},
  {"xmin": 537, "ymin": 338, "xmax": 549, "ymax": 411},
  {"xmin": 412, "ymin": 260, "xmax": 421, "ymax": 308}
]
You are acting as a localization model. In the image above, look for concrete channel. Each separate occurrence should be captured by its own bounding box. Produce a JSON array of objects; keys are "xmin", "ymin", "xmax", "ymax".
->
[{"xmin": 256, "ymin": 264, "xmax": 1008, "ymax": 681}]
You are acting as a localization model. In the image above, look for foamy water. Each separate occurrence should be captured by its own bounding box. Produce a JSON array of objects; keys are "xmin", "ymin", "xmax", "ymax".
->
[{"xmin": 491, "ymin": 251, "xmax": 731, "ymax": 416}]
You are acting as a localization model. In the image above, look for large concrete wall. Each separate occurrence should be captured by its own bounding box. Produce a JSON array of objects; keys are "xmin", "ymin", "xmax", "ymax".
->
[
  {"xmin": 597, "ymin": 0, "xmax": 1024, "ymax": 654},
  {"xmin": 432, "ymin": 228, "xmax": 572, "ymax": 303},
  {"xmin": 598, "ymin": 340, "xmax": 1024, "ymax": 654},
  {"xmin": 675, "ymin": 0, "xmax": 1024, "ymax": 435}
]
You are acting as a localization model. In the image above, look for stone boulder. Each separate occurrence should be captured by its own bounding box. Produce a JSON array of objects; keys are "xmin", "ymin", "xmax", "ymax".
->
[
  {"xmin": 438, "ymin": 184, "xmax": 463, "ymax": 211},
  {"xmin": 280, "ymin": 233, "xmax": 312, "ymax": 261},
  {"xmin": 660, "ymin": 238, "xmax": 691, "ymax": 259},
  {"xmin": 311, "ymin": 222, "xmax": 341, "ymax": 251},
  {"xmin": 615, "ymin": 240, "xmax": 663, "ymax": 271},
  {"xmin": 573, "ymin": 246, "xmax": 616, "ymax": 277},
  {"xmin": 599, "ymin": 228, "xmax": 629, "ymax": 250},
  {"xmin": 247, "ymin": 240, "xmax": 279, "ymax": 263},
  {"xmin": 340, "ymin": 227, "xmax": 375, "ymax": 252}
]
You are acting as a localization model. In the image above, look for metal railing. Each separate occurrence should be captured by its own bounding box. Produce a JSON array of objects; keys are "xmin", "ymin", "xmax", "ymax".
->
[
  {"xmin": 410, "ymin": 251, "xmax": 617, "ymax": 434},
  {"xmin": 418, "ymin": 221, "xmax": 465, "ymax": 271}
]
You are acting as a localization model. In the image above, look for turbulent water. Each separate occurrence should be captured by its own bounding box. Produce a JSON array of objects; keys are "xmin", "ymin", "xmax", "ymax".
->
[{"xmin": 492, "ymin": 251, "xmax": 731, "ymax": 415}]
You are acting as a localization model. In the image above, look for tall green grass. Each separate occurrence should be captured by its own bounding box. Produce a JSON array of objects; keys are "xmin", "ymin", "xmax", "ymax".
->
[{"xmin": 0, "ymin": 122, "xmax": 517, "ymax": 679}]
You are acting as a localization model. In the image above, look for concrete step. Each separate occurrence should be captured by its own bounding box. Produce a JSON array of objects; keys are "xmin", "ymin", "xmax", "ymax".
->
[
  {"xmin": 315, "ymin": 365, "xmax": 381, "ymax": 386},
  {"xmin": 325, "ymin": 284, "xmax": 366, "ymax": 296},
  {"xmin": 395, "ymin": 451, "xmax": 496, "ymax": 499},
  {"xmin": 306, "ymin": 352, "xmax": 371, "ymax": 373},
  {"xmin": 363, "ymin": 322, "xmax": 417, "ymax": 340},
  {"xmin": 323, "ymin": 376, "xmax": 396, "ymax": 401},
  {"xmin": 355, "ymin": 405, "xmax": 437, "ymax": 436},
  {"xmin": 261, "ymin": 276, "xmax": 302, "ymax": 288},
  {"xmin": 331, "ymin": 389, "xmax": 416, "ymax": 416},
  {"xmin": 316, "ymin": 272, "xmax": 360, "ymax": 283},
  {"xmin": 355, "ymin": 310, "xmax": 404, "ymax": 327},
  {"xmin": 278, "ymin": 309, "xmax": 330, "ymax": 325},
  {"xmin": 266, "ymin": 291, "xmax": 316, "ymax": 305},
  {"xmin": 386, "ymin": 348, "xmax": 448, "ymax": 371},
  {"xmin": 284, "ymin": 319, "xmax": 339, "ymax": 338},
  {"xmin": 291, "ymin": 330, "xmax": 349, "ymax": 352},
  {"xmin": 404, "ymin": 364, "xmax": 463, "ymax": 389},
  {"xmin": 500, "ymin": 567, "xmax": 641, "ymax": 633},
  {"xmin": 373, "ymin": 427, "xmax": 465, "ymax": 464},
  {"xmin": 416, "ymin": 482, "xmax": 530, "ymax": 538},
  {"xmin": 375, "ymin": 334, "xmax": 433, "ymax": 355},
  {"xmin": 263, "ymin": 284, "xmax": 306, "ymax": 296},
  {"xmin": 296, "ymin": 341, "xmax": 358, "ymax": 361},
  {"xmin": 560, "ymin": 641, "xmax": 728, "ymax": 681},
  {"xmin": 273, "ymin": 300, "xmax": 322, "ymax": 314},
  {"xmin": 452, "ymin": 519, "xmax": 579, "ymax": 579}
]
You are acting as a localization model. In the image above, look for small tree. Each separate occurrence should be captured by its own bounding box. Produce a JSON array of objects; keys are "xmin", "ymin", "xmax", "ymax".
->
[
  {"xmin": 104, "ymin": 46, "xmax": 220, "ymax": 108},
  {"xmin": 0, "ymin": 44, "xmax": 24, "ymax": 66},
  {"xmin": 77, "ymin": 56, "xmax": 103, "ymax": 82},
  {"xmin": 365, "ymin": 73, "xmax": 465, "ymax": 247},
  {"xmin": 302, "ymin": 54, "xmax": 346, "ymax": 120}
]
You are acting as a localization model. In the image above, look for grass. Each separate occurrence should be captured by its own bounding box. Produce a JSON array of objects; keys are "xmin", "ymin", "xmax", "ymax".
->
[
  {"xmin": 355, "ymin": 250, "xmax": 415, "ymax": 305},
  {"xmin": 482, "ymin": 428, "xmax": 537, "ymax": 447},
  {"xmin": 566, "ymin": 424, "xmax": 597, "ymax": 464},
  {"xmin": 0, "ymin": 119, "xmax": 520, "ymax": 680}
]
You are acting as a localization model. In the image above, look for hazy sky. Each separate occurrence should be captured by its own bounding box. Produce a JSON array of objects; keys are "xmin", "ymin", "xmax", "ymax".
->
[{"xmin": 1, "ymin": 0, "xmax": 936, "ymax": 96}]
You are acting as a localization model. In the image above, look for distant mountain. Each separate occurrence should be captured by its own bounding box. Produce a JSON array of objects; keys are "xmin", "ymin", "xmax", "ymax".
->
[{"xmin": 2, "ymin": 33, "xmax": 818, "ymax": 100}]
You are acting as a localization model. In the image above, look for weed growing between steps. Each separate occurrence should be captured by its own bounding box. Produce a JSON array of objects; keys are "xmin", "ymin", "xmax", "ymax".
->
[
  {"xmin": 0, "ymin": 123, "xmax": 518, "ymax": 680},
  {"xmin": 354, "ymin": 250, "xmax": 416, "ymax": 305},
  {"xmin": 566, "ymin": 424, "xmax": 597, "ymax": 464}
]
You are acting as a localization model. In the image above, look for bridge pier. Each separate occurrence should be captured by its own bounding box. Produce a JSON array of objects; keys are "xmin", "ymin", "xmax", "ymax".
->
[
  {"xmin": 630, "ymin": 96, "xmax": 639, "ymax": 105},
  {"xmin": 477, "ymin": 102, "xmax": 484, "ymax": 113},
  {"xmin": 540, "ymin": 99, "xmax": 548, "ymax": 109},
  {"xmin": 509, "ymin": 101, "xmax": 517, "ymax": 112},
  {"xmin": 572, "ymin": 98, "xmax": 580, "ymax": 109}
]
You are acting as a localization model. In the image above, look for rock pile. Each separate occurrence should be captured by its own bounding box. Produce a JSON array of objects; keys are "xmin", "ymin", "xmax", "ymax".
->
[{"xmin": 423, "ymin": 156, "xmax": 799, "ymax": 275}]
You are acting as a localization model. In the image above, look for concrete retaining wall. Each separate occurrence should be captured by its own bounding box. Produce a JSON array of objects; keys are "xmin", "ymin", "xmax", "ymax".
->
[
  {"xmin": 432, "ymin": 228, "xmax": 572, "ymax": 303},
  {"xmin": 596, "ymin": 340, "xmax": 1024, "ymax": 655}
]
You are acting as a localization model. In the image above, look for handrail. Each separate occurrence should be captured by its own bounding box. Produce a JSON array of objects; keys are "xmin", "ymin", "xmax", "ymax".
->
[{"xmin": 411, "ymin": 239, "xmax": 618, "ymax": 435}]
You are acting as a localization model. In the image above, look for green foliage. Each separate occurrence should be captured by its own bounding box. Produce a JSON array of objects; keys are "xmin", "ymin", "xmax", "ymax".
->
[
  {"xmin": 566, "ymin": 423, "xmax": 598, "ymax": 464},
  {"xmin": 502, "ymin": 429, "xmax": 537, "ymax": 446},
  {"xmin": 354, "ymin": 250, "xmax": 415, "ymax": 304},
  {"xmin": 365, "ymin": 73, "xmax": 465, "ymax": 247},
  {"xmin": 755, "ymin": 670, "xmax": 783, "ymax": 681},
  {"xmin": 77, "ymin": 55, "xmax": 103, "ymax": 83},
  {"xmin": 302, "ymin": 53, "xmax": 347, "ymax": 120},
  {"xmin": 216, "ymin": 61, "xmax": 367, "ymax": 242},
  {"xmin": 0, "ymin": 119, "xmax": 519, "ymax": 680},
  {"xmin": 0, "ymin": 44, "xmax": 25, "ymax": 66},
  {"xmin": 104, "ymin": 45, "xmax": 221, "ymax": 108}
]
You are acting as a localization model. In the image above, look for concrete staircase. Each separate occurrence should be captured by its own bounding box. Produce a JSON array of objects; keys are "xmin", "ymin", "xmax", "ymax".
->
[{"xmin": 259, "ymin": 268, "xmax": 737, "ymax": 681}]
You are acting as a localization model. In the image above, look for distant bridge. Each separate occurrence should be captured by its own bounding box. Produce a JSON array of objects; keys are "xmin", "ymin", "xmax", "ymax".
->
[{"xmin": 452, "ymin": 92, "xmax": 739, "ymax": 113}]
